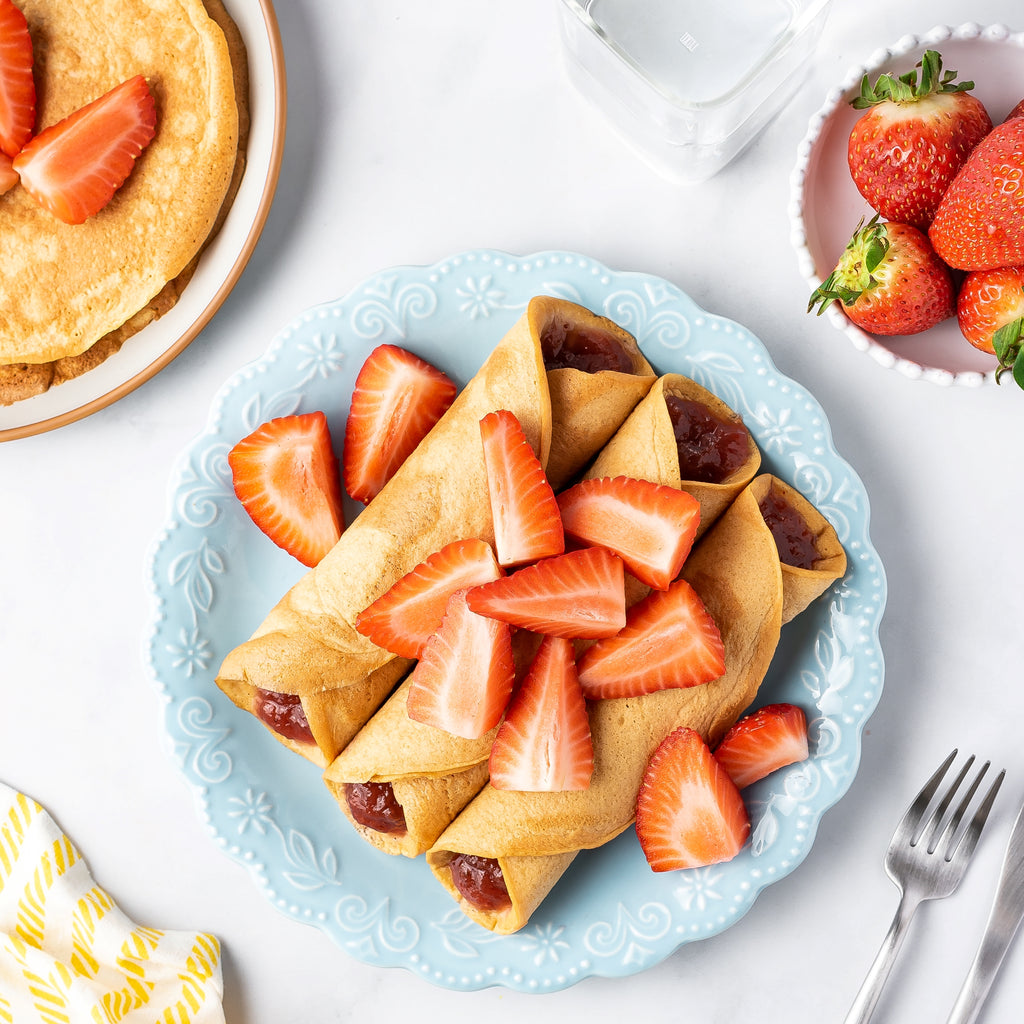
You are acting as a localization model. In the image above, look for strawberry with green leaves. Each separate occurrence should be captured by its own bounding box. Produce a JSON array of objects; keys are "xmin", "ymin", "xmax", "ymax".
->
[
  {"xmin": 847, "ymin": 50, "xmax": 991, "ymax": 230},
  {"xmin": 956, "ymin": 265, "xmax": 1024, "ymax": 389},
  {"xmin": 929, "ymin": 117, "xmax": 1024, "ymax": 272},
  {"xmin": 808, "ymin": 215, "xmax": 954, "ymax": 336}
]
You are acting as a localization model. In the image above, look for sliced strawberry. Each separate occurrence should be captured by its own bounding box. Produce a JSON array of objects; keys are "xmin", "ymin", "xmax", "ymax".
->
[
  {"xmin": 0, "ymin": 0, "xmax": 35, "ymax": 159},
  {"xmin": 228, "ymin": 412, "xmax": 345, "ymax": 567},
  {"xmin": 0, "ymin": 150, "xmax": 17, "ymax": 195},
  {"xmin": 713, "ymin": 703, "xmax": 809, "ymax": 790},
  {"xmin": 405, "ymin": 588, "xmax": 515, "ymax": 739},
  {"xmin": 489, "ymin": 636, "xmax": 594, "ymax": 791},
  {"xmin": 576, "ymin": 578, "xmax": 724, "ymax": 699},
  {"xmin": 343, "ymin": 344, "xmax": 456, "ymax": 504},
  {"xmin": 479, "ymin": 409, "xmax": 564, "ymax": 567},
  {"xmin": 466, "ymin": 546, "xmax": 625, "ymax": 640},
  {"xmin": 13, "ymin": 75, "xmax": 156, "ymax": 225},
  {"xmin": 557, "ymin": 475, "xmax": 700, "ymax": 590},
  {"xmin": 636, "ymin": 726, "xmax": 750, "ymax": 872},
  {"xmin": 354, "ymin": 538, "xmax": 503, "ymax": 658}
]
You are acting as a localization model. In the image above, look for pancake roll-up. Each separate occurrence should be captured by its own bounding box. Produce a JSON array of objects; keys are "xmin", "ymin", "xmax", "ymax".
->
[
  {"xmin": 216, "ymin": 298, "xmax": 656, "ymax": 767},
  {"xmin": 426, "ymin": 471, "xmax": 846, "ymax": 934}
]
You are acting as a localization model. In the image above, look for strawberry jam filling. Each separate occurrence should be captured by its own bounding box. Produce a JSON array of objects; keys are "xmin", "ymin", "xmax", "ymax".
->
[
  {"xmin": 344, "ymin": 782, "xmax": 408, "ymax": 835},
  {"xmin": 758, "ymin": 486, "xmax": 819, "ymax": 569},
  {"xmin": 665, "ymin": 396, "xmax": 750, "ymax": 483},
  {"xmin": 449, "ymin": 854, "xmax": 511, "ymax": 913},
  {"xmin": 254, "ymin": 688, "xmax": 314, "ymax": 744},
  {"xmin": 541, "ymin": 321, "xmax": 635, "ymax": 374}
]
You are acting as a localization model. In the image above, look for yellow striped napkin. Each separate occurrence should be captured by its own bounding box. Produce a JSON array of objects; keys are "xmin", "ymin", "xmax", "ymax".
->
[{"xmin": 0, "ymin": 783, "xmax": 224, "ymax": 1023}]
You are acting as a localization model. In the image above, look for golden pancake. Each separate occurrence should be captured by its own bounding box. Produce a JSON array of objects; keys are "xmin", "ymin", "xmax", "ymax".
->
[{"xmin": 0, "ymin": 0, "xmax": 244, "ymax": 404}]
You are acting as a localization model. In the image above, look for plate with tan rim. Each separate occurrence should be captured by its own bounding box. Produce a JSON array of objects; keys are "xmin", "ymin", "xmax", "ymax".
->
[
  {"xmin": 146, "ymin": 250, "xmax": 886, "ymax": 991},
  {"xmin": 0, "ymin": 0, "xmax": 286, "ymax": 442}
]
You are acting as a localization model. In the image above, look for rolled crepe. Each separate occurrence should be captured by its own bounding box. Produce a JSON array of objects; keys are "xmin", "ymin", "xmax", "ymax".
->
[
  {"xmin": 587, "ymin": 374, "xmax": 761, "ymax": 539},
  {"xmin": 322, "ymin": 630, "xmax": 541, "ymax": 856},
  {"xmin": 426, "ymin": 473, "xmax": 845, "ymax": 933},
  {"xmin": 216, "ymin": 297, "xmax": 655, "ymax": 766},
  {"xmin": 322, "ymin": 678, "xmax": 495, "ymax": 857}
]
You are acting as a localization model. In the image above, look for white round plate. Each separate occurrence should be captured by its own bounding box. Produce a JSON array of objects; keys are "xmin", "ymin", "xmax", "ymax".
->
[
  {"xmin": 790, "ymin": 23, "xmax": 1024, "ymax": 386},
  {"xmin": 146, "ymin": 250, "xmax": 886, "ymax": 991},
  {"xmin": 0, "ymin": 0, "xmax": 286, "ymax": 442}
]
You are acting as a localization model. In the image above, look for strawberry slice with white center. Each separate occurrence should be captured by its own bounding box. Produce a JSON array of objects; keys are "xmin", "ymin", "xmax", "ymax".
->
[
  {"xmin": 355, "ymin": 538, "xmax": 503, "ymax": 658},
  {"xmin": 576, "ymin": 578, "xmax": 724, "ymax": 699},
  {"xmin": 489, "ymin": 635, "xmax": 594, "ymax": 792},
  {"xmin": 466, "ymin": 546, "xmax": 626, "ymax": 640},
  {"xmin": 228, "ymin": 412, "xmax": 345, "ymax": 567},
  {"xmin": 405, "ymin": 588, "xmax": 515, "ymax": 739},
  {"xmin": 479, "ymin": 409, "xmax": 563, "ymax": 567},
  {"xmin": 713, "ymin": 703, "xmax": 809, "ymax": 789},
  {"xmin": 636, "ymin": 726, "xmax": 750, "ymax": 872},
  {"xmin": 343, "ymin": 344, "xmax": 456, "ymax": 504},
  {"xmin": 0, "ymin": 0, "xmax": 35, "ymax": 159},
  {"xmin": 13, "ymin": 75, "xmax": 156, "ymax": 225},
  {"xmin": 557, "ymin": 475, "xmax": 701, "ymax": 590}
]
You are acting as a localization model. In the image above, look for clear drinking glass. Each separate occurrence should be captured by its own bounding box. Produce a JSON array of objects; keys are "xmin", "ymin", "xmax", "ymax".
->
[{"xmin": 558, "ymin": 0, "xmax": 834, "ymax": 182}]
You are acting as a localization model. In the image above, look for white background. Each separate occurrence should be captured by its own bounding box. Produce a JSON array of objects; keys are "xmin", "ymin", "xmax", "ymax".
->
[{"xmin": 3, "ymin": 0, "xmax": 1024, "ymax": 1021}]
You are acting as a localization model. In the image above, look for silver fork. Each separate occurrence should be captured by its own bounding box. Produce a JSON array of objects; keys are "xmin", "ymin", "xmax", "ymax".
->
[{"xmin": 844, "ymin": 749, "xmax": 1005, "ymax": 1024}]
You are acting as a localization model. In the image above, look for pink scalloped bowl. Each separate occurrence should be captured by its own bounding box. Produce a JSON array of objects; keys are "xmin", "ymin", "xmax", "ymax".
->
[{"xmin": 789, "ymin": 23, "xmax": 1024, "ymax": 387}]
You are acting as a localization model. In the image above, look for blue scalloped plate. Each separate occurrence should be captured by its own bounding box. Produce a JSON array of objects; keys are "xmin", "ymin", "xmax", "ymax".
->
[{"xmin": 145, "ymin": 250, "xmax": 886, "ymax": 992}]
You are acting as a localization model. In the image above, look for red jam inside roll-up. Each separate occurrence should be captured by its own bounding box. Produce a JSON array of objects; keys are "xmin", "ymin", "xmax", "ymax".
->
[
  {"xmin": 254, "ymin": 688, "xmax": 315, "ymax": 744},
  {"xmin": 758, "ymin": 485, "xmax": 820, "ymax": 569},
  {"xmin": 449, "ymin": 853, "xmax": 512, "ymax": 912},
  {"xmin": 344, "ymin": 782, "xmax": 408, "ymax": 835},
  {"xmin": 540, "ymin": 321, "xmax": 636, "ymax": 373},
  {"xmin": 665, "ymin": 395, "xmax": 749, "ymax": 483}
]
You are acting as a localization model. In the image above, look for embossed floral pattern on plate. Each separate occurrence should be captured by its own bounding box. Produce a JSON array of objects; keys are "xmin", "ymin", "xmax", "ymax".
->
[{"xmin": 145, "ymin": 250, "xmax": 886, "ymax": 992}]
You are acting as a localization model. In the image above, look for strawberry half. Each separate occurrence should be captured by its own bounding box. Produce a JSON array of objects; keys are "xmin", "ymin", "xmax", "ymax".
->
[
  {"xmin": 577, "ymin": 578, "xmax": 724, "ymax": 699},
  {"xmin": 808, "ymin": 215, "xmax": 954, "ymax": 336},
  {"xmin": 0, "ymin": 0, "xmax": 35, "ymax": 159},
  {"xmin": 466, "ymin": 546, "xmax": 626, "ymax": 640},
  {"xmin": 557, "ymin": 475, "xmax": 700, "ymax": 590},
  {"xmin": 847, "ymin": 50, "xmax": 992, "ymax": 230},
  {"xmin": 343, "ymin": 344, "xmax": 457, "ymax": 504},
  {"xmin": 0, "ymin": 150, "xmax": 16, "ymax": 195},
  {"xmin": 929, "ymin": 117, "xmax": 1024, "ymax": 272},
  {"xmin": 13, "ymin": 75, "xmax": 156, "ymax": 225},
  {"xmin": 713, "ymin": 703, "xmax": 809, "ymax": 790},
  {"xmin": 479, "ymin": 409, "xmax": 564, "ymax": 568},
  {"xmin": 354, "ymin": 538, "xmax": 503, "ymax": 658},
  {"xmin": 228, "ymin": 412, "xmax": 345, "ymax": 567},
  {"xmin": 956, "ymin": 266, "xmax": 1024, "ymax": 389},
  {"xmin": 489, "ymin": 636, "xmax": 594, "ymax": 792},
  {"xmin": 405, "ymin": 588, "xmax": 515, "ymax": 739},
  {"xmin": 636, "ymin": 726, "xmax": 750, "ymax": 872}
]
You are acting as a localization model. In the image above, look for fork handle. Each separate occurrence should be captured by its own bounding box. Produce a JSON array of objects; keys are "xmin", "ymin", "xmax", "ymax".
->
[{"xmin": 844, "ymin": 892, "xmax": 922, "ymax": 1024}]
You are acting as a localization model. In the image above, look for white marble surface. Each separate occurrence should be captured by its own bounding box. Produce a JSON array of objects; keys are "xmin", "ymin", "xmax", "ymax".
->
[{"xmin": 3, "ymin": 0, "xmax": 1024, "ymax": 1020}]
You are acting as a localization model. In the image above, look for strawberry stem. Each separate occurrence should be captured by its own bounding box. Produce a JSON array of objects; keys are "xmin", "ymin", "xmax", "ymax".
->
[
  {"xmin": 992, "ymin": 307, "xmax": 1024, "ymax": 390},
  {"xmin": 807, "ymin": 216, "xmax": 890, "ymax": 315},
  {"xmin": 851, "ymin": 49, "xmax": 974, "ymax": 109}
]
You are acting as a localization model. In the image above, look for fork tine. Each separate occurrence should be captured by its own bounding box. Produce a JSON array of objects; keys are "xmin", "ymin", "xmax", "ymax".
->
[
  {"xmin": 903, "ymin": 748, "xmax": 958, "ymax": 837},
  {"xmin": 921, "ymin": 755, "xmax": 976, "ymax": 852},
  {"xmin": 946, "ymin": 767, "xmax": 1005, "ymax": 866}
]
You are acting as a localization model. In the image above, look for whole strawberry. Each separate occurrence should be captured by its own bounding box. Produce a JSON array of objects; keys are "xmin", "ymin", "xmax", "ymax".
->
[
  {"xmin": 956, "ymin": 265, "xmax": 1024, "ymax": 388},
  {"xmin": 847, "ymin": 50, "xmax": 991, "ymax": 230},
  {"xmin": 929, "ymin": 117, "xmax": 1024, "ymax": 271},
  {"xmin": 808, "ymin": 216, "xmax": 955, "ymax": 335},
  {"xmin": 1006, "ymin": 98, "xmax": 1024, "ymax": 121}
]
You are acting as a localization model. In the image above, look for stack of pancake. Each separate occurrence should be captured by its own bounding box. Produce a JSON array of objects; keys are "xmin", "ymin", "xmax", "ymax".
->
[{"xmin": 0, "ymin": 0, "xmax": 248, "ymax": 405}]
